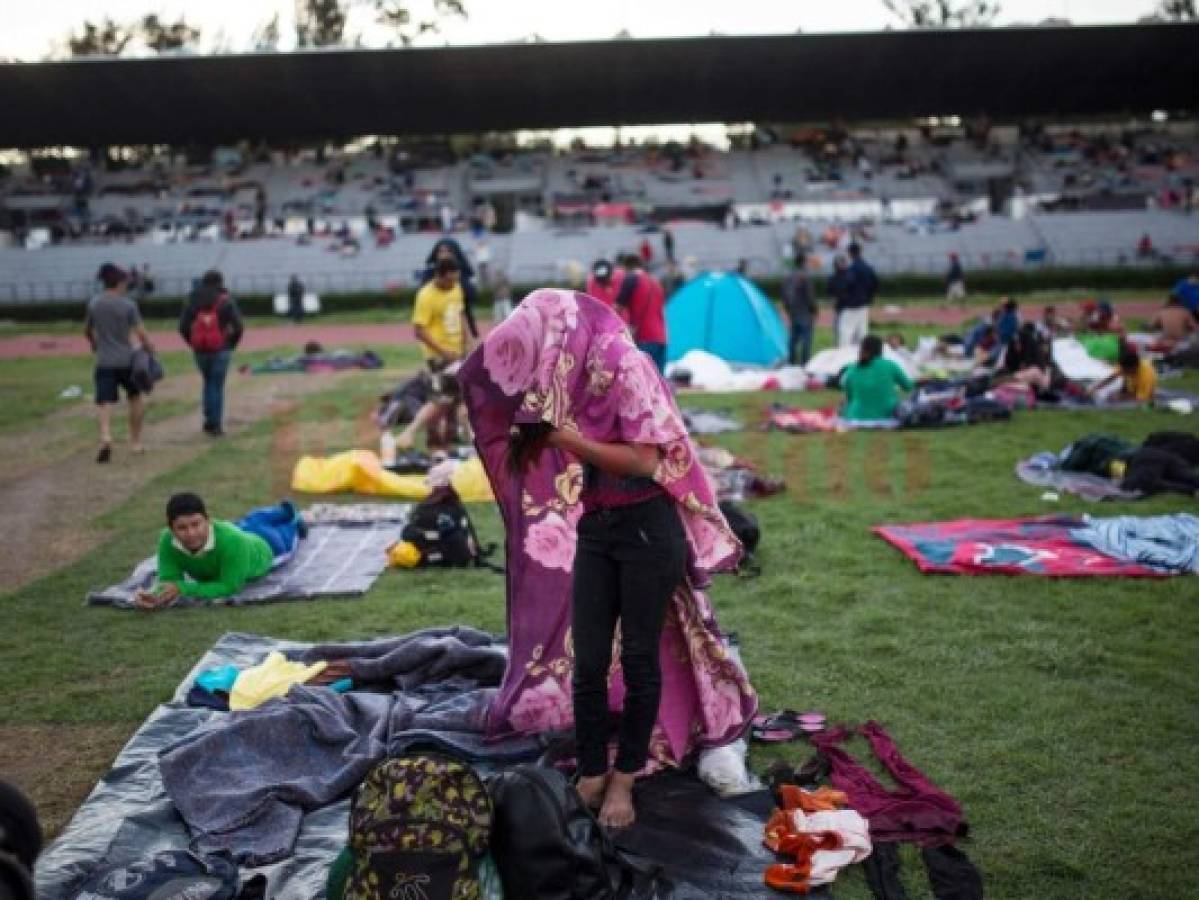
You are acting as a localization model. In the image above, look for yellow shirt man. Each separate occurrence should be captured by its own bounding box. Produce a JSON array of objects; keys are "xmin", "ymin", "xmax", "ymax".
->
[
  {"xmin": 1122, "ymin": 358, "xmax": 1158, "ymax": 402},
  {"xmin": 412, "ymin": 273, "xmax": 465, "ymax": 363}
]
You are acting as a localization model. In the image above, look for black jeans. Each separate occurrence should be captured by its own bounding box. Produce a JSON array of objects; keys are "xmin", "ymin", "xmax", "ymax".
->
[{"xmin": 572, "ymin": 494, "xmax": 688, "ymax": 776}]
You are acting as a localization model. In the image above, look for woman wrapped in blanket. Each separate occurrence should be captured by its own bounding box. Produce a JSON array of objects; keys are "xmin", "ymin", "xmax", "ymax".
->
[{"xmin": 459, "ymin": 289, "xmax": 757, "ymax": 828}]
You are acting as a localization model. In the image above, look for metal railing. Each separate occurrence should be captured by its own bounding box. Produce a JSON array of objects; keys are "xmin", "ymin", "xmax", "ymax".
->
[{"xmin": 1, "ymin": 245, "xmax": 1194, "ymax": 305}]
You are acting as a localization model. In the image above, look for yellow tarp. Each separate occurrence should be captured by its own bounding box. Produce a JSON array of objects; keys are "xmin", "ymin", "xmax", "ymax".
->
[{"xmin": 291, "ymin": 450, "xmax": 494, "ymax": 503}]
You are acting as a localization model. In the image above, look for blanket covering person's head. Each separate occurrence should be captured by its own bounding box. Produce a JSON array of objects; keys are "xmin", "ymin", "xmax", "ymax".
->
[{"xmin": 460, "ymin": 288, "xmax": 756, "ymax": 769}]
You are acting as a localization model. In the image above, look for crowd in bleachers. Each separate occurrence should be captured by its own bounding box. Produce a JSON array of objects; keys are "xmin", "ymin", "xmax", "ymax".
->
[{"xmin": 2, "ymin": 122, "xmax": 1197, "ymax": 301}]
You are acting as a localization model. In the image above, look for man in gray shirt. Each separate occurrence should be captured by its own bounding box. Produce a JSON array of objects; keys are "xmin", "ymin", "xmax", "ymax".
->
[
  {"xmin": 781, "ymin": 262, "xmax": 818, "ymax": 366},
  {"xmin": 85, "ymin": 263, "xmax": 154, "ymax": 463}
]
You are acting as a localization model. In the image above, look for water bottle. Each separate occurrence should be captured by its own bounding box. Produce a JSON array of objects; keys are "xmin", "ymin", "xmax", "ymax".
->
[{"xmin": 380, "ymin": 431, "xmax": 397, "ymax": 467}]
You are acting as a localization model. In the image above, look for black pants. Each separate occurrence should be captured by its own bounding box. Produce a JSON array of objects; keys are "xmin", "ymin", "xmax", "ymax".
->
[{"xmin": 572, "ymin": 495, "xmax": 688, "ymax": 776}]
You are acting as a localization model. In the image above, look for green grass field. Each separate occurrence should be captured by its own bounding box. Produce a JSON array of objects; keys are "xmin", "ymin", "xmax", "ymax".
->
[{"xmin": 0, "ymin": 314, "xmax": 1195, "ymax": 899}]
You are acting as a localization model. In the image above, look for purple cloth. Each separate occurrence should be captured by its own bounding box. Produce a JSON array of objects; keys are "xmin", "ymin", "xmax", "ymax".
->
[
  {"xmin": 460, "ymin": 288, "xmax": 757, "ymax": 769},
  {"xmin": 810, "ymin": 721, "xmax": 967, "ymax": 848}
]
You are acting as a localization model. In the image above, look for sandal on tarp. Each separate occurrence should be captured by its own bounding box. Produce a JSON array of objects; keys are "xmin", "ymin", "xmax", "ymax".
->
[{"xmin": 751, "ymin": 710, "xmax": 826, "ymax": 743}]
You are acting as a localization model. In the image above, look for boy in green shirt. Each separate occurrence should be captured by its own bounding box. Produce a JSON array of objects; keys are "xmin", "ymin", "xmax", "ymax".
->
[{"xmin": 135, "ymin": 493, "xmax": 302, "ymax": 609}]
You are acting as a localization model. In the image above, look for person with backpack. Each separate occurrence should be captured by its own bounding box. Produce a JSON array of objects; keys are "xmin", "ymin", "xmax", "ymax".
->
[
  {"xmin": 179, "ymin": 270, "xmax": 244, "ymax": 437},
  {"xmin": 85, "ymin": 263, "xmax": 156, "ymax": 463}
]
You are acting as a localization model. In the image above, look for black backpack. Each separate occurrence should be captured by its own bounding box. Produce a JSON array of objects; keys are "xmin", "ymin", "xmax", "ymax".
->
[
  {"xmin": 487, "ymin": 764, "xmax": 665, "ymax": 900},
  {"xmin": 719, "ymin": 501, "xmax": 761, "ymax": 576},
  {"xmin": 401, "ymin": 486, "xmax": 501, "ymax": 571}
]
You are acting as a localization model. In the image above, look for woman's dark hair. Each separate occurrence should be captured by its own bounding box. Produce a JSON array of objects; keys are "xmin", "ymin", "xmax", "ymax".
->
[
  {"xmin": 166, "ymin": 492, "xmax": 208, "ymax": 524},
  {"xmin": 200, "ymin": 270, "xmax": 224, "ymax": 289},
  {"xmin": 1119, "ymin": 347, "xmax": 1141, "ymax": 373},
  {"xmin": 507, "ymin": 422, "xmax": 554, "ymax": 474},
  {"xmin": 859, "ymin": 334, "xmax": 883, "ymax": 366}
]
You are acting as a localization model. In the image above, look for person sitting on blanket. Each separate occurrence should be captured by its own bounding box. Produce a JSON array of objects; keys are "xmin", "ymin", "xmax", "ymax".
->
[
  {"xmin": 998, "ymin": 322, "xmax": 1059, "ymax": 395},
  {"xmin": 1088, "ymin": 346, "xmax": 1158, "ymax": 406},
  {"xmin": 134, "ymin": 493, "xmax": 305, "ymax": 609},
  {"xmin": 840, "ymin": 335, "xmax": 914, "ymax": 422}
]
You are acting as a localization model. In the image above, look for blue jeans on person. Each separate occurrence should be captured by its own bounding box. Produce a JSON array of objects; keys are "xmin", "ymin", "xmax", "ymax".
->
[
  {"xmin": 193, "ymin": 350, "xmax": 232, "ymax": 432},
  {"xmin": 789, "ymin": 320, "xmax": 813, "ymax": 366},
  {"xmin": 638, "ymin": 341, "xmax": 667, "ymax": 373},
  {"xmin": 237, "ymin": 501, "xmax": 303, "ymax": 563}
]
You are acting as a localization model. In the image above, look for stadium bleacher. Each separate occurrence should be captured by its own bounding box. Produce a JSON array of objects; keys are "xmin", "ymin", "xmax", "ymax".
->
[{"xmin": 2, "ymin": 124, "xmax": 1197, "ymax": 302}]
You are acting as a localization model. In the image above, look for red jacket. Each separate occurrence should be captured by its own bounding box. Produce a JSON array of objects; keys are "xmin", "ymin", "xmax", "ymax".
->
[
  {"xmin": 622, "ymin": 272, "xmax": 666, "ymax": 345},
  {"xmin": 586, "ymin": 275, "xmax": 621, "ymax": 308}
]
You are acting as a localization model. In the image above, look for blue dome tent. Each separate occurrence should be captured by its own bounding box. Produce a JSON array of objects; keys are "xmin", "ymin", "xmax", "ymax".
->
[{"xmin": 665, "ymin": 272, "xmax": 789, "ymax": 366}]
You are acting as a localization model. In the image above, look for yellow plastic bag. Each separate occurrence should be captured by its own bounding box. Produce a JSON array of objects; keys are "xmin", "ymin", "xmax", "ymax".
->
[{"xmin": 230, "ymin": 652, "xmax": 327, "ymax": 711}]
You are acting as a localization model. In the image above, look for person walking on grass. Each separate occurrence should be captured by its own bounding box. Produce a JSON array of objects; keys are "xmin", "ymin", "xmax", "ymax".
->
[
  {"xmin": 86, "ymin": 263, "xmax": 155, "ymax": 463},
  {"xmin": 179, "ymin": 270, "xmax": 244, "ymax": 437}
]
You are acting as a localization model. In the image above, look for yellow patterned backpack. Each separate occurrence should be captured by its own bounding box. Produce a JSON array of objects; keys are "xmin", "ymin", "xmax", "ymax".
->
[{"xmin": 345, "ymin": 753, "xmax": 492, "ymax": 900}]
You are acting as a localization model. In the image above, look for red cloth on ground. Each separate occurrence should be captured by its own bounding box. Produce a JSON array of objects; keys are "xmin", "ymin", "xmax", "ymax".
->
[
  {"xmin": 874, "ymin": 516, "xmax": 1169, "ymax": 577},
  {"xmin": 809, "ymin": 721, "xmax": 964, "ymax": 848}
]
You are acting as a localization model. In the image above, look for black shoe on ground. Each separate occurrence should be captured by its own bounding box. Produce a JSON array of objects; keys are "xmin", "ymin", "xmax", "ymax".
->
[{"xmin": 96, "ymin": 443, "xmax": 112, "ymax": 463}]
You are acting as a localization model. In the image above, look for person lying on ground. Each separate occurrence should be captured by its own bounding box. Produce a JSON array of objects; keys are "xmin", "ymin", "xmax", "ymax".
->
[
  {"xmin": 135, "ymin": 493, "xmax": 304, "ymax": 609},
  {"xmin": 1087, "ymin": 347, "xmax": 1158, "ymax": 405},
  {"xmin": 840, "ymin": 335, "xmax": 914, "ymax": 421},
  {"xmin": 1150, "ymin": 294, "xmax": 1197, "ymax": 346}
]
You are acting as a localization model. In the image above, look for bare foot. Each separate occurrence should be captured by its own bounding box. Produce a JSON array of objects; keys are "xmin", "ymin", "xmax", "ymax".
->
[
  {"xmin": 599, "ymin": 772, "xmax": 636, "ymax": 829},
  {"xmin": 131, "ymin": 443, "xmax": 145, "ymax": 454},
  {"xmin": 575, "ymin": 773, "xmax": 608, "ymax": 810}
]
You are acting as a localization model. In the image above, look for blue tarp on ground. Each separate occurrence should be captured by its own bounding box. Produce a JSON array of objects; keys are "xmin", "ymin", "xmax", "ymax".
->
[{"xmin": 666, "ymin": 272, "xmax": 788, "ymax": 367}]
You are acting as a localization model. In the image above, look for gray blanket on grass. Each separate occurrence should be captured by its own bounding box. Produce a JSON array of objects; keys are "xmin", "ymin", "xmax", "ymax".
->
[
  {"xmin": 158, "ymin": 627, "xmax": 528, "ymax": 865},
  {"xmin": 87, "ymin": 521, "xmax": 400, "ymax": 608}
]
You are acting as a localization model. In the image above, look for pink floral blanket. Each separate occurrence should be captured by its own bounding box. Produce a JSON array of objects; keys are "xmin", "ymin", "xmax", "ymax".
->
[{"xmin": 460, "ymin": 289, "xmax": 757, "ymax": 769}]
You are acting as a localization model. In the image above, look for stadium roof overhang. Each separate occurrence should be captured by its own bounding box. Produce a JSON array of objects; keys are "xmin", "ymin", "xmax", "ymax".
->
[{"xmin": 0, "ymin": 23, "xmax": 1195, "ymax": 148}]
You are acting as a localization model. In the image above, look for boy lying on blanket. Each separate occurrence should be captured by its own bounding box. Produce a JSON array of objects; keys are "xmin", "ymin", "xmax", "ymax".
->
[{"xmin": 135, "ymin": 492, "xmax": 305, "ymax": 610}]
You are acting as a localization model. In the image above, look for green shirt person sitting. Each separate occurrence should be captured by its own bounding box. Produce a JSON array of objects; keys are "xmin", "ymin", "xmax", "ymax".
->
[{"xmin": 135, "ymin": 493, "xmax": 300, "ymax": 610}]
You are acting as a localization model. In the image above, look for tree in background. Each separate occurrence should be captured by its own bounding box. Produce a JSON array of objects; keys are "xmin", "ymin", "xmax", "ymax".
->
[
  {"xmin": 374, "ymin": 0, "xmax": 468, "ymax": 46},
  {"xmin": 881, "ymin": 0, "xmax": 1001, "ymax": 27},
  {"xmin": 252, "ymin": 13, "xmax": 283, "ymax": 51},
  {"xmin": 140, "ymin": 15, "xmax": 202, "ymax": 53},
  {"xmin": 295, "ymin": 0, "xmax": 349, "ymax": 47},
  {"xmin": 66, "ymin": 18, "xmax": 135, "ymax": 57},
  {"xmin": 1152, "ymin": 0, "xmax": 1196, "ymax": 19}
]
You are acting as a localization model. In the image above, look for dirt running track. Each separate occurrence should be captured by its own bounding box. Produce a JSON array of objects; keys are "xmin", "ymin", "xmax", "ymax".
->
[
  {"xmin": 0, "ymin": 299, "xmax": 1166, "ymax": 359},
  {"xmin": 0, "ymin": 371, "xmax": 340, "ymax": 596},
  {"xmin": 0, "ymin": 323, "xmax": 416, "ymax": 359}
]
